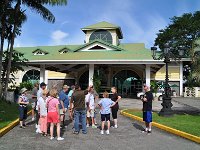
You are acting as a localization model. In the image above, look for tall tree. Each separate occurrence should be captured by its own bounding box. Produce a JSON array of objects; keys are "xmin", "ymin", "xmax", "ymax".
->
[
  {"xmin": 1, "ymin": 0, "xmax": 67, "ymax": 98},
  {"xmin": 154, "ymin": 11, "xmax": 200, "ymax": 79},
  {"xmin": 0, "ymin": 0, "xmax": 11, "ymax": 97}
]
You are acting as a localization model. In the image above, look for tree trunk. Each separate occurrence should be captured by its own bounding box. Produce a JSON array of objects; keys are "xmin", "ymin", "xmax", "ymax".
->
[
  {"xmin": 3, "ymin": 0, "xmax": 21, "ymax": 99},
  {"xmin": 0, "ymin": 0, "xmax": 9, "ymax": 98},
  {"xmin": 0, "ymin": 20, "xmax": 5, "ymax": 98}
]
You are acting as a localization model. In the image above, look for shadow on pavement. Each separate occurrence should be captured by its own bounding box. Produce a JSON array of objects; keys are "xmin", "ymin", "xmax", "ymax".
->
[{"xmin": 132, "ymin": 122, "xmax": 144, "ymax": 131}]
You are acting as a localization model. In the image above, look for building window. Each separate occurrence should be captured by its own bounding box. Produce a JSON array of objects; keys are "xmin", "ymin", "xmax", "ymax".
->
[
  {"xmin": 22, "ymin": 69, "xmax": 40, "ymax": 84},
  {"xmin": 33, "ymin": 49, "xmax": 48, "ymax": 55},
  {"xmin": 59, "ymin": 48, "xmax": 69, "ymax": 54},
  {"xmin": 89, "ymin": 29, "xmax": 113, "ymax": 44}
]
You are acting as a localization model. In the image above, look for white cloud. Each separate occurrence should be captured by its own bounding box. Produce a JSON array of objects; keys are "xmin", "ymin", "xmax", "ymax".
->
[
  {"xmin": 96, "ymin": 0, "xmax": 168, "ymax": 48},
  {"xmin": 61, "ymin": 20, "xmax": 69, "ymax": 26},
  {"xmin": 51, "ymin": 30, "xmax": 69, "ymax": 45}
]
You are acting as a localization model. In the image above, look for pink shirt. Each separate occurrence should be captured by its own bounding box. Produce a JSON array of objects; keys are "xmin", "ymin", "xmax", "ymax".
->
[{"xmin": 47, "ymin": 97, "xmax": 60, "ymax": 112}]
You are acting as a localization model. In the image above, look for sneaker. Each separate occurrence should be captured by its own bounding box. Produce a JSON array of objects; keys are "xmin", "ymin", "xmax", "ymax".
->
[
  {"xmin": 100, "ymin": 130, "xmax": 104, "ymax": 135},
  {"xmin": 106, "ymin": 130, "xmax": 110, "ymax": 135},
  {"xmin": 57, "ymin": 137, "xmax": 64, "ymax": 141},
  {"xmin": 32, "ymin": 117, "xmax": 35, "ymax": 121},
  {"xmin": 20, "ymin": 126, "xmax": 25, "ymax": 129},
  {"xmin": 73, "ymin": 131, "xmax": 79, "ymax": 135},
  {"xmin": 50, "ymin": 137, "xmax": 54, "ymax": 140},
  {"xmin": 36, "ymin": 128, "xmax": 42, "ymax": 133},
  {"xmin": 147, "ymin": 130, "xmax": 152, "ymax": 135},
  {"xmin": 95, "ymin": 122, "xmax": 98, "ymax": 125},
  {"xmin": 35, "ymin": 124, "xmax": 38, "ymax": 129},
  {"xmin": 86, "ymin": 124, "xmax": 90, "ymax": 128},
  {"xmin": 114, "ymin": 125, "xmax": 118, "ymax": 129},
  {"xmin": 142, "ymin": 128, "xmax": 148, "ymax": 133},
  {"xmin": 92, "ymin": 125, "xmax": 97, "ymax": 128}
]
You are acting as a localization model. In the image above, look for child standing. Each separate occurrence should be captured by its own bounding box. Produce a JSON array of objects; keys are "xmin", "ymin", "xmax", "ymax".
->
[
  {"xmin": 18, "ymin": 88, "xmax": 29, "ymax": 128},
  {"xmin": 98, "ymin": 92, "xmax": 116, "ymax": 135},
  {"xmin": 38, "ymin": 89, "xmax": 48, "ymax": 136},
  {"xmin": 47, "ymin": 88, "xmax": 64, "ymax": 141}
]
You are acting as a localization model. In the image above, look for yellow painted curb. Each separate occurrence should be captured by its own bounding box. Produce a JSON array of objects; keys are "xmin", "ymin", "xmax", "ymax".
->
[
  {"xmin": 120, "ymin": 110, "xmax": 200, "ymax": 144},
  {"xmin": 0, "ymin": 110, "xmax": 32, "ymax": 137}
]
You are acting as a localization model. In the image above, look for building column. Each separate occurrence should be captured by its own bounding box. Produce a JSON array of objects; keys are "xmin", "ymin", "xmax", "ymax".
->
[
  {"xmin": 89, "ymin": 64, "xmax": 94, "ymax": 86},
  {"xmin": 45, "ymin": 70, "xmax": 48, "ymax": 86},
  {"xmin": 107, "ymin": 67, "xmax": 112, "ymax": 87},
  {"xmin": 145, "ymin": 64, "xmax": 151, "ymax": 87},
  {"xmin": 40, "ymin": 64, "xmax": 47, "ymax": 84},
  {"xmin": 180, "ymin": 62, "xmax": 183, "ymax": 96}
]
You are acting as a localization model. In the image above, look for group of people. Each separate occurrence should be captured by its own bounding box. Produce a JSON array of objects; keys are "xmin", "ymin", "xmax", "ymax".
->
[{"xmin": 17, "ymin": 82, "xmax": 124, "ymax": 141}]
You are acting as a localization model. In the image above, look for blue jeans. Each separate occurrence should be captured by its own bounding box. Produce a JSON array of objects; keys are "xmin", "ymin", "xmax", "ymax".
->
[{"xmin": 74, "ymin": 109, "xmax": 87, "ymax": 134}]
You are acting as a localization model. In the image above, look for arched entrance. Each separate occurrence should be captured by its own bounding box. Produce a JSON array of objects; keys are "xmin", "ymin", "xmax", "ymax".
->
[
  {"xmin": 79, "ymin": 69, "xmax": 108, "ymax": 90},
  {"xmin": 112, "ymin": 70, "xmax": 142, "ymax": 98},
  {"xmin": 79, "ymin": 71, "xmax": 88, "ymax": 90},
  {"xmin": 22, "ymin": 69, "xmax": 40, "ymax": 84}
]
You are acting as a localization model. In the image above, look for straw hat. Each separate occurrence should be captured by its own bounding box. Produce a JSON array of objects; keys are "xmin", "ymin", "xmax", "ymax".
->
[{"xmin": 20, "ymin": 88, "xmax": 28, "ymax": 94}]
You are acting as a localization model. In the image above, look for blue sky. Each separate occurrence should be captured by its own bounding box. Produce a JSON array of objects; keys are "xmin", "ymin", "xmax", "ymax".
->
[{"xmin": 15, "ymin": 0, "xmax": 200, "ymax": 48}]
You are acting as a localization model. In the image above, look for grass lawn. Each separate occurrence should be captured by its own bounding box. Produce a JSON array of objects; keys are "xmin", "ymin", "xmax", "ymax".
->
[
  {"xmin": 0, "ymin": 100, "xmax": 30, "ymax": 129},
  {"xmin": 124, "ymin": 109, "xmax": 200, "ymax": 137}
]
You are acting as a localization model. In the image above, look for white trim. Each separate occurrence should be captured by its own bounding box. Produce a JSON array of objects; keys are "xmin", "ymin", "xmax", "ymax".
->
[
  {"xmin": 79, "ymin": 42, "xmax": 116, "ymax": 51},
  {"xmin": 180, "ymin": 62, "xmax": 183, "ymax": 96},
  {"xmin": 40, "ymin": 64, "xmax": 45, "ymax": 83},
  {"xmin": 34, "ymin": 52, "xmax": 45, "ymax": 56},
  {"xmin": 28, "ymin": 60, "xmax": 164, "ymax": 65},
  {"xmin": 89, "ymin": 64, "xmax": 94, "ymax": 86},
  {"xmin": 145, "ymin": 64, "xmax": 151, "ymax": 87}
]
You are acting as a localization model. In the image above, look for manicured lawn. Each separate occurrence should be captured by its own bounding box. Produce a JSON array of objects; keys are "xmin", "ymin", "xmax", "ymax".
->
[
  {"xmin": 0, "ymin": 100, "xmax": 30, "ymax": 129},
  {"xmin": 124, "ymin": 109, "xmax": 200, "ymax": 137}
]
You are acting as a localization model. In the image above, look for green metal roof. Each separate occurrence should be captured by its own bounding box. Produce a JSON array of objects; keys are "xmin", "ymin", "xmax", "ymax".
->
[
  {"xmin": 81, "ymin": 21, "xmax": 123, "ymax": 39},
  {"xmin": 82, "ymin": 21, "xmax": 119, "ymax": 29},
  {"xmin": 14, "ymin": 40, "xmax": 153, "ymax": 61},
  {"xmin": 74, "ymin": 39, "xmax": 125, "ymax": 52}
]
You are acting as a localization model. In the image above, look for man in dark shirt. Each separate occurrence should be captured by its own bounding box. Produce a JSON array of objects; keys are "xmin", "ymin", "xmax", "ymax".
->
[
  {"xmin": 141, "ymin": 84, "xmax": 153, "ymax": 134},
  {"xmin": 70, "ymin": 85, "xmax": 89, "ymax": 134}
]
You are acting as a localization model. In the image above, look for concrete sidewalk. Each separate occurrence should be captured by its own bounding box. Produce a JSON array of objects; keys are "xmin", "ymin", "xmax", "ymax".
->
[
  {"xmin": 0, "ymin": 98, "xmax": 199, "ymax": 150},
  {"xmin": 120, "ymin": 98, "xmax": 200, "ymax": 115},
  {"xmin": 0, "ymin": 113, "xmax": 200, "ymax": 150}
]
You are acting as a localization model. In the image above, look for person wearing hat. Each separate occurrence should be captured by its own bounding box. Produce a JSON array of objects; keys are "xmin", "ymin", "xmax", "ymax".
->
[
  {"xmin": 58, "ymin": 85, "xmax": 69, "ymax": 128},
  {"xmin": 18, "ymin": 88, "xmax": 29, "ymax": 128},
  {"xmin": 36, "ymin": 82, "xmax": 47, "ymax": 133}
]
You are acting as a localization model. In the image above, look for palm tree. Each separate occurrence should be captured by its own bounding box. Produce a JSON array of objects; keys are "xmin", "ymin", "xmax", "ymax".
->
[
  {"xmin": 0, "ymin": 0, "xmax": 11, "ymax": 98},
  {"xmin": 2, "ymin": 0, "xmax": 67, "ymax": 98}
]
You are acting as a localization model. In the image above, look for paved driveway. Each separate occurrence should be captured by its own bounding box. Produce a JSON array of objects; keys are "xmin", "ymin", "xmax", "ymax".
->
[{"xmin": 0, "ymin": 98, "xmax": 199, "ymax": 150}]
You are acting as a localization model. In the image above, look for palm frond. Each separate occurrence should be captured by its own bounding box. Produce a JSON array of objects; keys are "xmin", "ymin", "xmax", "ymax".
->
[{"xmin": 23, "ymin": 1, "xmax": 55, "ymax": 23}]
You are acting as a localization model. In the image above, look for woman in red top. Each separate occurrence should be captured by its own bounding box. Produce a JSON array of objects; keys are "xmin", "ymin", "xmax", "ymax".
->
[{"xmin": 47, "ymin": 88, "xmax": 64, "ymax": 141}]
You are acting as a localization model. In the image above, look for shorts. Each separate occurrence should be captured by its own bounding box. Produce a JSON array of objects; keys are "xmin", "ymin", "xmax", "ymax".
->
[
  {"xmin": 87, "ymin": 109, "xmax": 95, "ymax": 118},
  {"xmin": 101, "ymin": 114, "xmax": 110, "ymax": 121},
  {"xmin": 143, "ymin": 111, "xmax": 152, "ymax": 123},
  {"xmin": 47, "ymin": 112, "xmax": 60, "ymax": 123},
  {"xmin": 111, "ymin": 108, "xmax": 118, "ymax": 119},
  {"xmin": 19, "ymin": 106, "xmax": 27, "ymax": 121}
]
